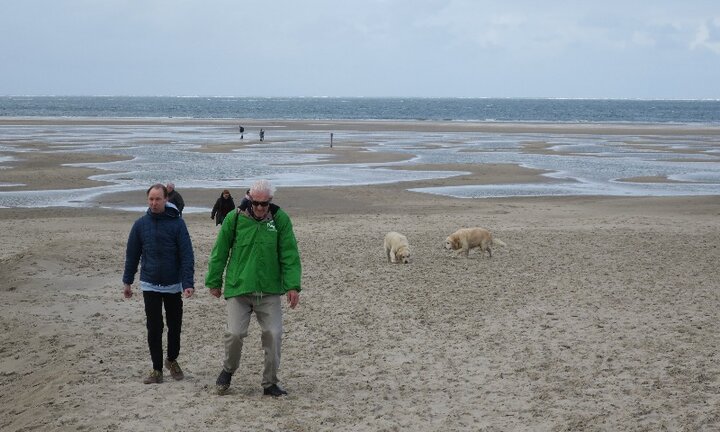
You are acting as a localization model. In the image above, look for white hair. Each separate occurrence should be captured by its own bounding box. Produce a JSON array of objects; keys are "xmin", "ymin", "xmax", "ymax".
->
[{"xmin": 249, "ymin": 179, "xmax": 275, "ymax": 197}]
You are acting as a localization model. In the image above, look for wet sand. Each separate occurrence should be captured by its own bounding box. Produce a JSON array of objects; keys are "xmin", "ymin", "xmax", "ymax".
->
[{"xmin": 1, "ymin": 119, "xmax": 719, "ymax": 431}]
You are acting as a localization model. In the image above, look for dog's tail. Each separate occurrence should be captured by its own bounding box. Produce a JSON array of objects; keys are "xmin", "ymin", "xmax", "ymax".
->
[{"xmin": 493, "ymin": 238, "xmax": 507, "ymax": 247}]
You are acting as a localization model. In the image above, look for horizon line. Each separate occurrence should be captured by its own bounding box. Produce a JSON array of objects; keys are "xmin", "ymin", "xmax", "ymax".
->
[{"xmin": 1, "ymin": 95, "xmax": 719, "ymax": 102}]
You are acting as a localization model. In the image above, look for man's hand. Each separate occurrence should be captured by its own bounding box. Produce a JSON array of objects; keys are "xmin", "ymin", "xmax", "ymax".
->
[
  {"xmin": 209, "ymin": 288, "xmax": 222, "ymax": 298},
  {"xmin": 123, "ymin": 284, "xmax": 133, "ymax": 299},
  {"xmin": 287, "ymin": 290, "xmax": 299, "ymax": 309},
  {"xmin": 183, "ymin": 287, "xmax": 195, "ymax": 298}
]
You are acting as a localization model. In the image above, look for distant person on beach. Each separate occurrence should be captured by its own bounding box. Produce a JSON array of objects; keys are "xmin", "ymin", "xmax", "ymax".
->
[
  {"xmin": 205, "ymin": 179, "xmax": 301, "ymax": 397},
  {"xmin": 259, "ymin": 129, "xmax": 265, "ymax": 142},
  {"xmin": 211, "ymin": 189, "xmax": 236, "ymax": 226},
  {"xmin": 122, "ymin": 183, "xmax": 195, "ymax": 384},
  {"xmin": 166, "ymin": 183, "xmax": 185, "ymax": 215},
  {"xmin": 239, "ymin": 125, "xmax": 244, "ymax": 139}
]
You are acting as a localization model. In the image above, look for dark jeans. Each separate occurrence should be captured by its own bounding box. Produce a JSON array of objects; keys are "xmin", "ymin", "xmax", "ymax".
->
[{"xmin": 143, "ymin": 291, "xmax": 183, "ymax": 371}]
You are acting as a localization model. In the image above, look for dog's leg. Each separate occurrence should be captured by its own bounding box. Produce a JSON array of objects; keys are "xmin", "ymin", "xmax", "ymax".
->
[
  {"xmin": 462, "ymin": 240, "xmax": 470, "ymax": 258},
  {"xmin": 390, "ymin": 248, "xmax": 397, "ymax": 263}
]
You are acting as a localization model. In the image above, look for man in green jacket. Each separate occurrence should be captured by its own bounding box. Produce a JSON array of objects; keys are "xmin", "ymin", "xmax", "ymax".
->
[{"xmin": 206, "ymin": 179, "xmax": 301, "ymax": 397}]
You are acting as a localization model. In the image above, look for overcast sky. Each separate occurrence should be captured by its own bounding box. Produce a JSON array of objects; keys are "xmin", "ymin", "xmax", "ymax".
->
[{"xmin": 1, "ymin": 0, "xmax": 719, "ymax": 99}]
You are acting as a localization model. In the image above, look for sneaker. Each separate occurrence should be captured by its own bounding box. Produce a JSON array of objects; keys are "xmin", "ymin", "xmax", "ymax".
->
[
  {"xmin": 263, "ymin": 384, "xmax": 288, "ymax": 397},
  {"xmin": 216, "ymin": 369, "xmax": 232, "ymax": 394},
  {"xmin": 164, "ymin": 359, "xmax": 184, "ymax": 380},
  {"xmin": 143, "ymin": 369, "xmax": 163, "ymax": 384}
]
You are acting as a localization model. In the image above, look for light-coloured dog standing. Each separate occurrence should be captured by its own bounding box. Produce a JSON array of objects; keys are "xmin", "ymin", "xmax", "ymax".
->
[
  {"xmin": 384, "ymin": 232, "xmax": 411, "ymax": 264},
  {"xmin": 444, "ymin": 227, "xmax": 506, "ymax": 258}
]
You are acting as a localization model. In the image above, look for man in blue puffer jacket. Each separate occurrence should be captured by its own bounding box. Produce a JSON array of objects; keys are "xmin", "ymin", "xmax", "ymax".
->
[{"xmin": 123, "ymin": 183, "xmax": 195, "ymax": 384}]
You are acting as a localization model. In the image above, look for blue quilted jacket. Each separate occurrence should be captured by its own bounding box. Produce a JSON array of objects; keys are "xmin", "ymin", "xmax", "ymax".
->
[{"xmin": 123, "ymin": 205, "xmax": 195, "ymax": 288}]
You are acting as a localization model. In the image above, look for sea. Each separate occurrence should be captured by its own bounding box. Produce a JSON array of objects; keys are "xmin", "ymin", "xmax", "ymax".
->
[
  {"xmin": 1, "ymin": 96, "xmax": 720, "ymax": 123},
  {"xmin": 0, "ymin": 96, "xmax": 719, "ymax": 211}
]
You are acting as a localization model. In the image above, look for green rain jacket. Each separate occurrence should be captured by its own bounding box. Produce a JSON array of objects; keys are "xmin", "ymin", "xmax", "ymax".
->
[{"xmin": 205, "ymin": 207, "xmax": 302, "ymax": 298}]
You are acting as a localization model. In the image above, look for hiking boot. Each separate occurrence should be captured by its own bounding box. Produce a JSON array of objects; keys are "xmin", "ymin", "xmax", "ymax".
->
[
  {"xmin": 263, "ymin": 384, "xmax": 288, "ymax": 397},
  {"xmin": 164, "ymin": 359, "xmax": 184, "ymax": 380},
  {"xmin": 143, "ymin": 369, "xmax": 163, "ymax": 384},
  {"xmin": 216, "ymin": 369, "xmax": 232, "ymax": 394}
]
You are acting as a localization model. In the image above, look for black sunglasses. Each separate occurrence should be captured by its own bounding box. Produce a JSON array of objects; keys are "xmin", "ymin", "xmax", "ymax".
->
[{"xmin": 251, "ymin": 200, "xmax": 270, "ymax": 207}]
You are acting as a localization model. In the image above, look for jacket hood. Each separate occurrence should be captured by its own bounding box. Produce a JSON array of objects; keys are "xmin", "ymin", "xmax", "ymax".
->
[{"xmin": 147, "ymin": 204, "xmax": 181, "ymax": 219}]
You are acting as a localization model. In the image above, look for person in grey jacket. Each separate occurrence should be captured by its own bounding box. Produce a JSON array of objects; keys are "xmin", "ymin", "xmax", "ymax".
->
[{"xmin": 123, "ymin": 183, "xmax": 195, "ymax": 384}]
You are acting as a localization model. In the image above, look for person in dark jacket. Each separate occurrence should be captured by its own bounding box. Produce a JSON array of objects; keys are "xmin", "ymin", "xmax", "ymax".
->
[
  {"xmin": 238, "ymin": 189, "xmax": 251, "ymax": 212},
  {"xmin": 211, "ymin": 189, "xmax": 236, "ymax": 225},
  {"xmin": 166, "ymin": 182, "xmax": 185, "ymax": 215},
  {"xmin": 123, "ymin": 183, "xmax": 195, "ymax": 384}
]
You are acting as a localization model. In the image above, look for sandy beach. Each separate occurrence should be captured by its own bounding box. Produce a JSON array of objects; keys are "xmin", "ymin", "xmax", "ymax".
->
[{"xmin": 1, "ymin": 119, "xmax": 719, "ymax": 431}]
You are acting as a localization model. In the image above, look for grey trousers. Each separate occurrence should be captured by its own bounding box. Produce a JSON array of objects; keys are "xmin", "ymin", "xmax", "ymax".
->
[{"xmin": 224, "ymin": 294, "xmax": 283, "ymax": 388}]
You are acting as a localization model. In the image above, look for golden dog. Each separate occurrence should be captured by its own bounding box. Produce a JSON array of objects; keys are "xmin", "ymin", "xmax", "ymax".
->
[
  {"xmin": 444, "ymin": 227, "xmax": 506, "ymax": 258},
  {"xmin": 384, "ymin": 231, "xmax": 411, "ymax": 264}
]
